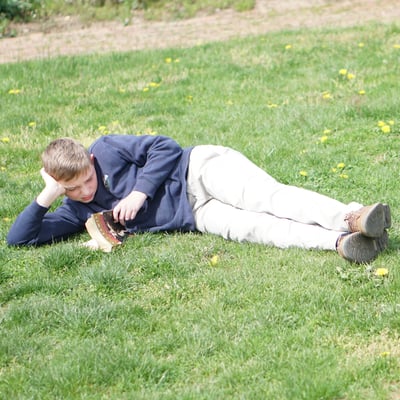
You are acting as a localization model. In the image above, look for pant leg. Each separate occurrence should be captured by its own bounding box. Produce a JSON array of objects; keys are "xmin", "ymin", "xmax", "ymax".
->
[
  {"xmin": 187, "ymin": 145, "xmax": 362, "ymax": 232},
  {"xmin": 194, "ymin": 198, "xmax": 340, "ymax": 250}
]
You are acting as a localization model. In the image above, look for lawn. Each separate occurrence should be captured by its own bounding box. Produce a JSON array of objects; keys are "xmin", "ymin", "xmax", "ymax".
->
[{"xmin": 1, "ymin": 22, "xmax": 400, "ymax": 399}]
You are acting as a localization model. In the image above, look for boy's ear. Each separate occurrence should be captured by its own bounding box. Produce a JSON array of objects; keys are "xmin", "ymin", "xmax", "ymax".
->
[{"xmin": 90, "ymin": 154, "xmax": 95, "ymax": 163}]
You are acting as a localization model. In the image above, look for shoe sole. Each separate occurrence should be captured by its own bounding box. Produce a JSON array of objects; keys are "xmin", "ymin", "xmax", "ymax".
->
[
  {"xmin": 383, "ymin": 204, "xmax": 391, "ymax": 229},
  {"xmin": 339, "ymin": 231, "xmax": 388, "ymax": 264},
  {"xmin": 375, "ymin": 230, "xmax": 389, "ymax": 253},
  {"xmin": 361, "ymin": 203, "xmax": 391, "ymax": 237}
]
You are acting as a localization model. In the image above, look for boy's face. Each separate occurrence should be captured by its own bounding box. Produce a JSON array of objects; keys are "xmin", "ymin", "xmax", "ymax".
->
[{"xmin": 58, "ymin": 163, "xmax": 98, "ymax": 203}]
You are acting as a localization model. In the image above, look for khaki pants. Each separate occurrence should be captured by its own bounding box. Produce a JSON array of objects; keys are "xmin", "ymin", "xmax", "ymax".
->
[{"xmin": 186, "ymin": 145, "xmax": 362, "ymax": 250}]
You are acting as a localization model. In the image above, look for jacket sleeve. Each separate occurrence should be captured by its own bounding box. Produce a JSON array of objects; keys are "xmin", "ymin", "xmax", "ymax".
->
[
  {"xmin": 92, "ymin": 135, "xmax": 183, "ymax": 199},
  {"xmin": 6, "ymin": 200, "xmax": 85, "ymax": 246}
]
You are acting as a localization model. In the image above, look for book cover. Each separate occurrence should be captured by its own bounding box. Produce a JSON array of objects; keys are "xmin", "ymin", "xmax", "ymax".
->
[{"xmin": 85, "ymin": 210, "xmax": 129, "ymax": 252}]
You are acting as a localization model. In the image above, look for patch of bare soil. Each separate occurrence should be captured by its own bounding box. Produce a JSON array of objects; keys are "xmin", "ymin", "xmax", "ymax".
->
[{"xmin": 1, "ymin": 0, "xmax": 399, "ymax": 64}]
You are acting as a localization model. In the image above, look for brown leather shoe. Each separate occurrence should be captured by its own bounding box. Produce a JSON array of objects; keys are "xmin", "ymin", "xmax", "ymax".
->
[
  {"xmin": 336, "ymin": 231, "xmax": 388, "ymax": 264},
  {"xmin": 344, "ymin": 203, "xmax": 391, "ymax": 238}
]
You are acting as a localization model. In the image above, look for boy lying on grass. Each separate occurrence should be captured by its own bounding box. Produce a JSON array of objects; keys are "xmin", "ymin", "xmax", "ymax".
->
[{"xmin": 7, "ymin": 134, "xmax": 391, "ymax": 263}]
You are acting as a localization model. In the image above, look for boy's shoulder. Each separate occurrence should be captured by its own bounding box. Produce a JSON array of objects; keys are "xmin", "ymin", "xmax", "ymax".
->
[
  {"xmin": 89, "ymin": 134, "xmax": 142, "ymax": 152},
  {"xmin": 89, "ymin": 134, "xmax": 117, "ymax": 149},
  {"xmin": 89, "ymin": 135, "xmax": 124, "ymax": 155}
]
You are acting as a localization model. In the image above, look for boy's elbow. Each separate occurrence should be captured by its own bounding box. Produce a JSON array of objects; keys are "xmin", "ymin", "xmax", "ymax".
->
[
  {"xmin": 7, "ymin": 238, "xmax": 25, "ymax": 247},
  {"xmin": 6, "ymin": 233, "xmax": 18, "ymax": 246},
  {"xmin": 6, "ymin": 233, "xmax": 33, "ymax": 247}
]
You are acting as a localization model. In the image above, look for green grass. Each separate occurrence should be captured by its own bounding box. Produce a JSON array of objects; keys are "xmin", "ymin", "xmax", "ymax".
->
[{"xmin": 1, "ymin": 22, "xmax": 400, "ymax": 399}]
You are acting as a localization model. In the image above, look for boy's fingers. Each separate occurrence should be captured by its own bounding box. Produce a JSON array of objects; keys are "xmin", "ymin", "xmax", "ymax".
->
[
  {"xmin": 113, "ymin": 206, "xmax": 126, "ymax": 225},
  {"xmin": 112, "ymin": 207, "xmax": 120, "ymax": 222}
]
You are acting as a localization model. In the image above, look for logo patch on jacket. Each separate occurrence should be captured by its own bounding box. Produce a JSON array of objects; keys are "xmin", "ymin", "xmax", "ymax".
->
[{"xmin": 103, "ymin": 174, "xmax": 110, "ymax": 190}]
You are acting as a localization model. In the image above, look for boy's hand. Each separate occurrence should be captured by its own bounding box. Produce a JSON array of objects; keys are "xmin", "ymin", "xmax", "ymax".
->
[
  {"xmin": 113, "ymin": 190, "xmax": 147, "ymax": 225},
  {"xmin": 36, "ymin": 168, "xmax": 66, "ymax": 208}
]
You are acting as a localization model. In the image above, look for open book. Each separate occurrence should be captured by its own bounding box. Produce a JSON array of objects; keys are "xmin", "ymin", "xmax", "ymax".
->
[{"xmin": 85, "ymin": 210, "xmax": 129, "ymax": 252}]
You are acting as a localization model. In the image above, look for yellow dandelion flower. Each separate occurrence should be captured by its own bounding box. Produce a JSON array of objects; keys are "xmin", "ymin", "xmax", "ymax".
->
[
  {"xmin": 358, "ymin": 42, "xmax": 365, "ymax": 48},
  {"xmin": 1, "ymin": 167, "xmax": 6, "ymax": 171},
  {"xmin": 381, "ymin": 125, "xmax": 391, "ymax": 133},
  {"xmin": 143, "ymin": 87, "xmax": 149, "ymax": 92},
  {"xmin": 8, "ymin": 89, "xmax": 21, "ymax": 94},
  {"xmin": 322, "ymin": 91, "xmax": 332, "ymax": 100},
  {"xmin": 323, "ymin": 129, "xmax": 332, "ymax": 134},
  {"xmin": 2, "ymin": 217, "xmax": 10, "ymax": 222},
  {"xmin": 374, "ymin": 268, "xmax": 388, "ymax": 277},
  {"xmin": 347, "ymin": 73, "xmax": 356, "ymax": 80},
  {"xmin": 339, "ymin": 173, "xmax": 349, "ymax": 179},
  {"xmin": 149, "ymin": 82, "xmax": 160, "ymax": 88},
  {"xmin": 320, "ymin": 135, "xmax": 328, "ymax": 143},
  {"xmin": 331, "ymin": 167, "xmax": 337, "ymax": 173},
  {"xmin": 339, "ymin": 69, "xmax": 347, "ymax": 75},
  {"xmin": 358, "ymin": 90, "xmax": 366, "ymax": 95},
  {"xmin": 380, "ymin": 351, "xmax": 390, "ymax": 357},
  {"xmin": 118, "ymin": 87, "xmax": 126, "ymax": 93},
  {"xmin": 210, "ymin": 255, "xmax": 219, "ymax": 266},
  {"xmin": 28, "ymin": 121, "xmax": 36, "ymax": 127},
  {"xmin": 285, "ymin": 44, "xmax": 292, "ymax": 50},
  {"xmin": 377, "ymin": 121, "xmax": 386, "ymax": 127},
  {"xmin": 165, "ymin": 57, "xmax": 172, "ymax": 63},
  {"xmin": 267, "ymin": 103, "xmax": 278, "ymax": 108},
  {"xmin": 144, "ymin": 128, "xmax": 157, "ymax": 136},
  {"xmin": 299, "ymin": 170, "xmax": 308, "ymax": 177},
  {"xmin": 393, "ymin": 44, "xmax": 400, "ymax": 49},
  {"xmin": 337, "ymin": 162, "xmax": 345, "ymax": 169},
  {"xmin": 388, "ymin": 120, "xmax": 395, "ymax": 125},
  {"xmin": 98, "ymin": 125, "xmax": 107, "ymax": 132},
  {"xmin": 1, "ymin": 137, "xmax": 10, "ymax": 143}
]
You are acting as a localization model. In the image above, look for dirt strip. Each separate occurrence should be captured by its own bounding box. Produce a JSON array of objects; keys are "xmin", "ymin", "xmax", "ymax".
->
[{"xmin": 1, "ymin": 0, "xmax": 400, "ymax": 64}]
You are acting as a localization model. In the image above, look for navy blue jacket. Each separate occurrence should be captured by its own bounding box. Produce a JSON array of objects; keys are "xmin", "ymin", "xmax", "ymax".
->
[{"xmin": 7, "ymin": 135, "xmax": 196, "ymax": 246}]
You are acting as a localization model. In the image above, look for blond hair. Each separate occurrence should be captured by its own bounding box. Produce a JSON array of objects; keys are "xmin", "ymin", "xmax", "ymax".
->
[{"xmin": 42, "ymin": 138, "xmax": 91, "ymax": 181}]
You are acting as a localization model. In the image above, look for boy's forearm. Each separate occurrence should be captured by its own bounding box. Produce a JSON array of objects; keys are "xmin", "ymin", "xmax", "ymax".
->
[
  {"xmin": 37, "ymin": 168, "xmax": 66, "ymax": 207},
  {"xmin": 36, "ymin": 186, "xmax": 63, "ymax": 208}
]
